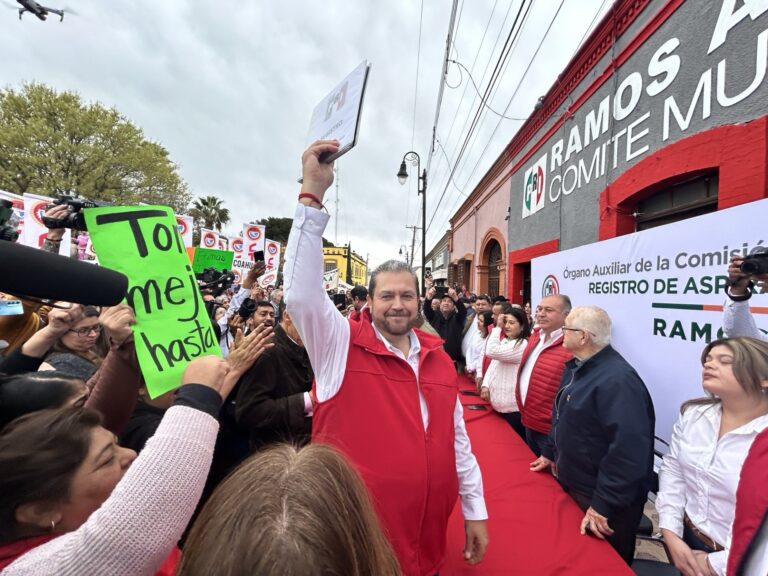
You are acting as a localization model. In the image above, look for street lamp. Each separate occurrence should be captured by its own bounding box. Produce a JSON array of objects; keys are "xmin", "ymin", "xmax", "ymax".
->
[{"xmin": 396, "ymin": 151, "xmax": 427, "ymax": 296}]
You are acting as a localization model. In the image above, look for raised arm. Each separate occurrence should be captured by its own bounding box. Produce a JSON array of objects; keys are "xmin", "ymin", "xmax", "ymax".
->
[{"xmin": 283, "ymin": 140, "xmax": 350, "ymax": 401}]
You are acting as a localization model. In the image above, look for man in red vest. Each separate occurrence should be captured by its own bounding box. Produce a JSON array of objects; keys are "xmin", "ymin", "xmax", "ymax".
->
[
  {"xmin": 516, "ymin": 295, "xmax": 573, "ymax": 456},
  {"xmin": 284, "ymin": 140, "xmax": 489, "ymax": 576}
]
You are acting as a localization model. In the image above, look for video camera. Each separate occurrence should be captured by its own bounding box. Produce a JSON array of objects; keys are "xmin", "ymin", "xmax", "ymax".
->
[
  {"xmin": 42, "ymin": 196, "xmax": 110, "ymax": 231},
  {"xmin": 741, "ymin": 249, "xmax": 768, "ymax": 276},
  {"xmin": 0, "ymin": 200, "xmax": 20, "ymax": 242},
  {"xmin": 196, "ymin": 267, "xmax": 235, "ymax": 298},
  {"xmin": 236, "ymin": 297, "xmax": 256, "ymax": 319}
]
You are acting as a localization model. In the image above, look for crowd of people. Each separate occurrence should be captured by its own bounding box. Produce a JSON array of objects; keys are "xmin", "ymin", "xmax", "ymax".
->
[{"xmin": 0, "ymin": 139, "xmax": 765, "ymax": 575}]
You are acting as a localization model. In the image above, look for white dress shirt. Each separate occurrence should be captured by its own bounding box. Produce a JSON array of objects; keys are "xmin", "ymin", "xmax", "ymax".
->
[
  {"xmin": 656, "ymin": 403, "xmax": 768, "ymax": 576},
  {"xmin": 516, "ymin": 328, "xmax": 563, "ymax": 405},
  {"xmin": 723, "ymin": 293, "xmax": 767, "ymax": 341},
  {"xmin": 283, "ymin": 204, "xmax": 487, "ymax": 521}
]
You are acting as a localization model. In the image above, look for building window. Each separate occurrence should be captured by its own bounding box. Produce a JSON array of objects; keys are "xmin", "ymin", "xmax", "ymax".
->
[
  {"xmin": 635, "ymin": 173, "xmax": 718, "ymax": 231},
  {"xmin": 324, "ymin": 260, "xmax": 336, "ymax": 272}
]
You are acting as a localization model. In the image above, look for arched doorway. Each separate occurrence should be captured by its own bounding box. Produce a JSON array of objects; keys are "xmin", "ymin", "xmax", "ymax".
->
[{"xmin": 487, "ymin": 240, "xmax": 502, "ymax": 298}]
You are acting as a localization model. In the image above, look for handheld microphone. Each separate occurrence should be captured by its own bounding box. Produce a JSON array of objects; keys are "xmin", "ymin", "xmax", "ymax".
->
[{"xmin": 0, "ymin": 241, "xmax": 128, "ymax": 307}]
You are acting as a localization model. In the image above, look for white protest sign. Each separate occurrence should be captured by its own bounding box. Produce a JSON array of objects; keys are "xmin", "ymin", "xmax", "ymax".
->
[
  {"xmin": 531, "ymin": 200, "xmax": 768, "ymax": 442},
  {"xmin": 199, "ymin": 228, "xmax": 219, "ymax": 249},
  {"xmin": 22, "ymin": 193, "xmax": 70, "ymax": 256},
  {"xmin": 175, "ymin": 214, "xmax": 194, "ymax": 248},
  {"xmin": 323, "ymin": 268, "xmax": 339, "ymax": 291},
  {"xmin": 306, "ymin": 60, "xmax": 371, "ymax": 162},
  {"xmin": 230, "ymin": 235, "xmax": 253, "ymax": 284},
  {"xmin": 258, "ymin": 269, "xmax": 278, "ymax": 289},
  {"xmin": 265, "ymin": 239, "xmax": 281, "ymax": 273},
  {"xmin": 242, "ymin": 224, "xmax": 265, "ymax": 257}
]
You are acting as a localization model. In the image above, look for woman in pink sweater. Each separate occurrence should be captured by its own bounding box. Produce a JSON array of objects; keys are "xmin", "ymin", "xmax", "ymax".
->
[{"xmin": 0, "ymin": 325, "xmax": 273, "ymax": 575}]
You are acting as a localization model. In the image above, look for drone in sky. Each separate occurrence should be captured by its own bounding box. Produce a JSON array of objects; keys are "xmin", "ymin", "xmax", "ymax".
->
[{"xmin": 15, "ymin": 0, "xmax": 65, "ymax": 21}]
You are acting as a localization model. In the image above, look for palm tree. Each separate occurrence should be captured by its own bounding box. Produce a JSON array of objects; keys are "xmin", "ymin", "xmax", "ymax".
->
[{"xmin": 189, "ymin": 195, "xmax": 230, "ymax": 232}]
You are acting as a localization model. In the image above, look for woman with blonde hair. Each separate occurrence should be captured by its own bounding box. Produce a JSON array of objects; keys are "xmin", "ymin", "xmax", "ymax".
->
[
  {"xmin": 178, "ymin": 443, "xmax": 400, "ymax": 576},
  {"xmin": 657, "ymin": 337, "xmax": 768, "ymax": 576}
]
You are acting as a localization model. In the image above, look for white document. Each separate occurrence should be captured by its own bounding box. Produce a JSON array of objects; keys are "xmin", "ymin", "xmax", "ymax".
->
[{"xmin": 306, "ymin": 60, "xmax": 371, "ymax": 162}]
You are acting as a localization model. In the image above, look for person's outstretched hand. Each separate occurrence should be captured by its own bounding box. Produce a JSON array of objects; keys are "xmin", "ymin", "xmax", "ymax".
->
[
  {"xmin": 300, "ymin": 140, "xmax": 340, "ymax": 202},
  {"xmin": 227, "ymin": 324, "xmax": 275, "ymax": 381},
  {"xmin": 182, "ymin": 356, "xmax": 231, "ymax": 399}
]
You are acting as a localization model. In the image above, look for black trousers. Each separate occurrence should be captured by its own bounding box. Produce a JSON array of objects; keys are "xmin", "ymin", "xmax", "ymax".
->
[
  {"xmin": 499, "ymin": 411, "xmax": 527, "ymax": 441},
  {"xmin": 524, "ymin": 427, "xmax": 549, "ymax": 457},
  {"xmin": 566, "ymin": 489, "xmax": 644, "ymax": 565}
]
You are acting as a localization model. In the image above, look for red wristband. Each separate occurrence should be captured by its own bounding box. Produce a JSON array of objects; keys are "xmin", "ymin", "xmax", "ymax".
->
[{"xmin": 298, "ymin": 193, "xmax": 326, "ymax": 211}]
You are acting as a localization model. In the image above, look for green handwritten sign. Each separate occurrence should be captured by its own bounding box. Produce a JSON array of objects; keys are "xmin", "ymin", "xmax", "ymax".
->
[
  {"xmin": 84, "ymin": 206, "xmax": 221, "ymax": 398},
  {"xmin": 192, "ymin": 247, "xmax": 235, "ymax": 274}
]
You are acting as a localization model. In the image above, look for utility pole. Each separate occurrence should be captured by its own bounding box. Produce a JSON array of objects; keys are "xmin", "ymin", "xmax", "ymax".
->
[
  {"xmin": 406, "ymin": 225, "xmax": 420, "ymax": 268},
  {"xmin": 334, "ymin": 163, "xmax": 340, "ymax": 246}
]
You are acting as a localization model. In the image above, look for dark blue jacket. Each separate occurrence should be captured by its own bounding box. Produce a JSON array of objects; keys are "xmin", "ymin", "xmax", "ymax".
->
[{"xmin": 542, "ymin": 345, "xmax": 655, "ymax": 518}]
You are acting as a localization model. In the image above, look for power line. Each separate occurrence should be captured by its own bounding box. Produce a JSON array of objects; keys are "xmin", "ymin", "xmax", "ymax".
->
[
  {"xmin": 426, "ymin": 0, "xmax": 568, "ymax": 249},
  {"xmin": 426, "ymin": 0, "xmax": 528, "ymax": 217},
  {"xmin": 403, "ymin": 0, "xmax": 426, "ymax": 249},
  {"xmin": 410, "ymin": 0, "xmax": 425, "ymax": 150},
  {"xmin": 427, "ymin": 0, "xmax": 511, "ymax": 179},
  {"xmin": 424, "ymin": 0, "xmax": 530, "ymax": 238},
  {"xmin": 447, "ymin": 59, "xmax": 528, "ymax": 120},
  {"xmin": 427, "ymin": 0, "xmax": 461, "ymax": 173}
]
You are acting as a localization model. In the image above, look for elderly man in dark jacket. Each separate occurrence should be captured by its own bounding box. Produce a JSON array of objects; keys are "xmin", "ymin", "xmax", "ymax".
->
[
  {"xmin": 423, "ymin": 286, "xmax": 467, "ymax": 369},
  {"xmin": 530, "ymin": 305, "xmax": 655, "ymax": 566},
  {"xmin": 234, "ymin": 305, "xmax": 314, "ymax": 450}
]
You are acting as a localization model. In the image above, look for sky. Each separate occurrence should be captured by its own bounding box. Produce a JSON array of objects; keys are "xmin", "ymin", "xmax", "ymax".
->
[{"xmin": 0, "ymin": 0, "xmax": 612, "ymax": 269}]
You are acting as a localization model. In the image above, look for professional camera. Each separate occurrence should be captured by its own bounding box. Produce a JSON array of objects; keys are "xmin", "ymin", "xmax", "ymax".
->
[
  {"xmin": 0, "ymin": 200, "xmax": 20, "ymax": 242},
  {"xmin": 196, "ymin": 267, "xmax": 235, "ymax": 298},
  {"xmin": 238, "ymin": 297, "xmax": 257, "ymax": 319},
  {"xmin": 741, "ymin": 249, "xmax": 768, "ymax": 276},
  {"xmin": 42, "ymin": 196, "xmax": 109, "ymax": 230}
]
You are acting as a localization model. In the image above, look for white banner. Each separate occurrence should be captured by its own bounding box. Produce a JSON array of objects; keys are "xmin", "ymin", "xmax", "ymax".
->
[
  {"xmin": 175, "ymin": 214, "xmax": 194, "ymax": 248},
  {"xmin": 323, "ymin": 268, "xmax": 339, "ymax": 291},
  {"xmin": 265, "ymin": 239, "xmax": 281, "ymax": 274},
  {"xmin": 199, "ymin": 228, "xmax": 219, "ymax": 249},
  {"xmin": 242, "ymin": 224, "xmax": 265, "ymax": 257},
  {"xmin": 218, "ymin": 235, "xmax": 229, "ymax": 251},
  {"xmin": 532, "ymin": 200, "xmax": 768, "ymax": 442},
  {"xmin": 0, "ymin": 190, "xmax": 24, "ymax": 241},
  {"xmin": 22, "ymin": 194, "xmax": 70, "ymax": 256}
]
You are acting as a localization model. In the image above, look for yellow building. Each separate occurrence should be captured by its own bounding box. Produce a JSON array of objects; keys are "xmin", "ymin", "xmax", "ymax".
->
[{"xmin": 322, "ymin": 246, "xmax": 367, "ymax": 287}]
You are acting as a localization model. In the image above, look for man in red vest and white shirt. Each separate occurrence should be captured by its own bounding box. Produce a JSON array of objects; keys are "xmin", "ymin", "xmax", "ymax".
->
[
  {"xmin": 515, "ymin": 295, "xmax": 573, "ymax": 456},
  {"xmin": 284, "ymin": 140, "xmax": 489, "ymax": 576}
]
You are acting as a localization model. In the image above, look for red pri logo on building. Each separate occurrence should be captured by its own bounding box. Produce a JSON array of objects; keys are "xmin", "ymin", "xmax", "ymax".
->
[
  {"xmin": 203, "ymin": 233, "xmax": 216, "ymax": 248},
  {"xmin": 232, "ymin": 238, "xmax": 244, "ymax": 253},
  {"xmin": 267, "ymin": 243, "xmax": 278, "ymax": 255},
  {"xmin": 176, "ymin": 218, "xmax": 188, "ymax": 235},
  {"xmin": 246, "ymin": 227, "xmax": 261, "ymax": 241}
]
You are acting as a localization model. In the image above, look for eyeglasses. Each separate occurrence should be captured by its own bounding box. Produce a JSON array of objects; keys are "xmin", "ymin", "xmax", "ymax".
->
[
  {"xmin": 68, "ymin": 324, "xmax": 102, "ymax": 337},
  {"xmin": 562, "ymin": 326, "xmax": 594, "ymax": 336}
]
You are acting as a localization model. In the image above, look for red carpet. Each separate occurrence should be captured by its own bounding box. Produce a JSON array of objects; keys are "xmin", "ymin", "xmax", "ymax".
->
[{"xmin": 442, "ymin": 376, "xmax": 633, "ymax": 575}]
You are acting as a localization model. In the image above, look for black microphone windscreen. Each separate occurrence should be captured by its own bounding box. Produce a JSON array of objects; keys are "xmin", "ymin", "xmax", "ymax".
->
[{"xmin": 0, "ymin": 241, "xmax": 128, "ymax": 307}]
